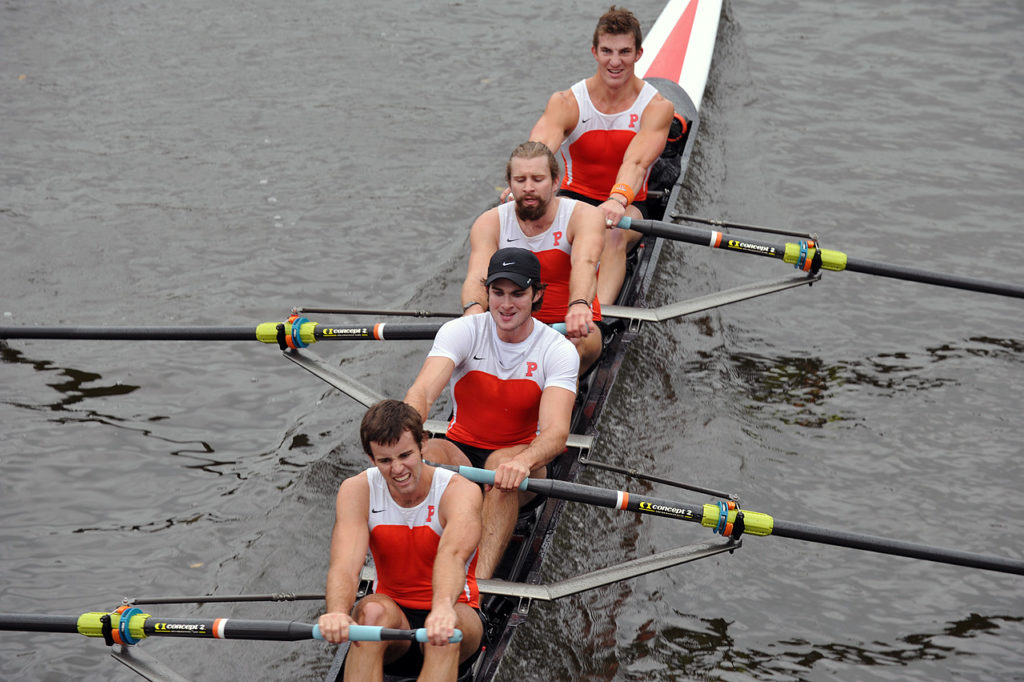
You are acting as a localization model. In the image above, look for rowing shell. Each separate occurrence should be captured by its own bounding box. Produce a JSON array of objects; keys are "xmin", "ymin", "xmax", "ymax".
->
[{"xmin": 319, "ymin": 1, "xmax": 727, "ymax": 680}]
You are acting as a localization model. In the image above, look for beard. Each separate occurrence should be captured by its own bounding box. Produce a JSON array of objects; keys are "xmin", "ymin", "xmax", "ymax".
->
[{"xmin": 515, "ymin": 193, "xmax": 550, "ymax": 222}]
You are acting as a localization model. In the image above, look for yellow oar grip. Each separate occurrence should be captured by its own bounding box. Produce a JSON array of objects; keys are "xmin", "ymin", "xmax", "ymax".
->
[
  {"xmin": 782, "ymin": 244, "xmax": 848, "ymax": 272},
  {"xmin": 77, "ymin": 612, "xmax": 106, "ymax": 637},
  {"xmin": 700, "ymin": 504, "xmax": 774, "ymax": 537},
  {"xmin": 817, "ymin": 248, "xmax": 847, "ymax": 271},
  {"xmin": 254, "ymin": 321, "xmax": 318, "ymax": 345},
  {"xmin": 77, "ymin": 611, "xmax": 149, "ymax": 640}
]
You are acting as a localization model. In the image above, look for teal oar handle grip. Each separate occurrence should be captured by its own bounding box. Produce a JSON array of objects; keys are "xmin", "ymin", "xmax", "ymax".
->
[
  {"xmin": 414, "ymin": 627, "xmax": 462, "ymax": 643},
  {"xmin": 550, "ymin": 322, "xmax": 566, "ymax": 335},
  {"xmin": 456, "ymin": 466, "xmax": 529, "ymax": 491},
  {"xmin": 617, "ymin": 216, "xmax": 632, "ymax": 229},
  {"xmin": 339, "ymin": 625, "xmax": 462, "ymax": 643}
]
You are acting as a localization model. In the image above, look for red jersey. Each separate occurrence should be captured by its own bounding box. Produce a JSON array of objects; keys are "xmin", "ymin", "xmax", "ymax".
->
[
  {"xmin": 366, "ymin": 466, "xmax": 479, "ymax": 610},
  {"xmin": 559, "ymin": 79, "xmax": 659, "ymax": 202},
  {"xmin": 428, "ymin": 314, "xmax": 578, "ymax": 450},
  {"xmin": 498, "ymin": 198, "xmax": 602, "ymax": 324}
]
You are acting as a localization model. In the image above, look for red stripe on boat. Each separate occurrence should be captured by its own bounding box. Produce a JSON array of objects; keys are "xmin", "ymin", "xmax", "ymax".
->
[{"xmin": 644, "ymin": 0, "xmax": 700, "ymax": 82}]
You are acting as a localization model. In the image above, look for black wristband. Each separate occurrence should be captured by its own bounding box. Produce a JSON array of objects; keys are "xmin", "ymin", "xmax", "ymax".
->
[{"xmin": 568, "ymin": 299, "xmax": 591, "ymax": 310}]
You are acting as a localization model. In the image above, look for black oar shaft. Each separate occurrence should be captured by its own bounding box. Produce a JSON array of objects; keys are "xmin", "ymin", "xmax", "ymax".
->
[
  {"xmin": 673, "ymin": 213, "xmax": 816, "ymax": 239},
  {"xmin": 127, "ymin": 593, "xmax": 324, "ymax": 606},
  {"xmin": 143, "ymin": 618, "xmax": 316, "ymax": 641},
  {"xmin": 514, "ymin": 476, "xmax": 709, "ymax": 523},
  {"xmin": 624, "ymin": 218, "xmax": 1024, "ymax": 300},
  {"xmin": 295, "ymin": 306, "xmax": 458, "ymax": 319},
  {"xmin": 312, "ymin": 322, "xmax": 442, "ymax": 341},
  {"xmin": 0, "ymin": 613, "xmax": 460, "ymax": 644},
  {"xmin": 0, "ymin": 613, "xmax": 317, "ymax": 640},
  {"xmin": 0, "ymin": 613, "xmax": 78, "ymax": 633},
  {"xmin": 454, "ymin": 467, "xmax": 1024, "ymax": 577},
  {"xmin": 771, "ymin": 520, "xmax": 1024, "ymax": 575},
  {"xmin": 844, "ymin": 256, "xmax": 1024, "ymax": 298},
  {"xmin": 0, "ymin": 326, "xmax": 256, "ymax": 341},
  {"xmin": 0, "ymin": 321, "xmax": 444, "ymax": 343},
  {"xmin": 579, "ymin": 456, "xmax": 736, "ymax": 500}
]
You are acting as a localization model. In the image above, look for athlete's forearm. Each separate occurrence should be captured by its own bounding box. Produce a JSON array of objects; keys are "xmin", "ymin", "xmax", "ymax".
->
[
  {"xmin": 515, "ymin": 427, "xmax": 570, "ymax": 472},
  {"xmin": 324, "ymin": 566, "xmax": 359, "ymax": 615},
  {"xmin": 460, "ymin": 276, "xmax": 488, "ymax": 315},
  {"xmin": 611, "ymin": 160, "xmax": 650, "ymax": 203},
  {"xmin": 567, "ymin": 263, "xmax": 598, "ymax": 311},
  {"xmin": 431, "ymin": 548, "xmax": 468, "ymax": 611}
]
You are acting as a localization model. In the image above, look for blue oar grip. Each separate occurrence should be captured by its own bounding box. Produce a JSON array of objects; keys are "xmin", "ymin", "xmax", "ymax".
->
[
  {"xmin": 550, "ymin": 322, "xmax": 567, "ymax": 335},
  {"xmin": 340, "ymin": 625, "xmax": 463, "ymax": 643},
  {"xmin": 617, "ymin": 216, "xmax": 632, "ymax": 229},
  {"xmin": 457, "ymin": 465, "xmax": 529, "ymax": 491},
  {"xmin": 348, "ymin": 625, "xmax": 383, "ymax": 641},
  {"xmin": 414, "ymin": 627, "xmax": 463, "ymax": 643},
  {"xmin": 313, "ymin": 624, "xmax": 323, "ymax": 640}
]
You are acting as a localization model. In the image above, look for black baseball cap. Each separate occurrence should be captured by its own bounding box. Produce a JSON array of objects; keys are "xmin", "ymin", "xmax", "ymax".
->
[{"xmin": 485, "ymin": 247, "xmax": 542, "ymax": 289}]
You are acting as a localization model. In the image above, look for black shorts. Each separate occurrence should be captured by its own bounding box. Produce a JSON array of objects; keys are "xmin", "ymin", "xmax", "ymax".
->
[
  {"xmin": 382, "ymin": 605, "xmax": 486, "ymax": 678},
  {"xmin": 557, "ymin": 188, "xmax": 652, "ymax": 219},
  {"xmin": 443, "ymin": 436, "xmax": 494, "ymax": 470}
]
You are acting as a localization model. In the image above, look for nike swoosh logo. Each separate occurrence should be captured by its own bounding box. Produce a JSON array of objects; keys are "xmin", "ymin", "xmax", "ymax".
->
[
  {"xmin": 370, "ymin": 508, "xmax": 385, "ymax": 513},
  {"xmin": 581, "ymin": 117, "xmax": 591, "ymax": 123},
  {"xmin": 502, "ymin": 261, "xmax": 515, "ymax": 266},
  {"xmin": 505, "ymin": 236, "xmax": 519, "ymax": 242},
  {"xmin": 473, "ymin": 355, "xmax": 486, "ymax": 360}
]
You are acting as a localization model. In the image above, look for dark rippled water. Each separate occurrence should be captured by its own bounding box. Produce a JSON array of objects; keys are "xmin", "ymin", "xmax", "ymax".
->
[{"xmin": 3, "ymin": 1, "xmax": 1022, "ymax": 680}]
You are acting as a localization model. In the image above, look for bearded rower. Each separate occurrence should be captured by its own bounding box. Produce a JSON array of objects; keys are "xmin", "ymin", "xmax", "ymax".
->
[{"xmin": 462, "ymin": 141, "xmax": 606, "ymax": 374}]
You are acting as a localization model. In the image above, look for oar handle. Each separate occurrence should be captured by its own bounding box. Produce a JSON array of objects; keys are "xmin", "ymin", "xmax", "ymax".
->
[
  {"xmin": 343, "ymin": 625, "xmax": 463, "ymax": 643},
  {"xmin": 455, "ymin": 466, "xmax": 528, "ymax": 491}
]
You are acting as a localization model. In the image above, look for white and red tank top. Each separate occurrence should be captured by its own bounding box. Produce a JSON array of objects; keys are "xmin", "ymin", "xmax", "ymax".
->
[
  {"xmin": 498, "ymin": 198, "xmax": 602, "ymax": 324},
  {"xmin": 559, "ymin": 79, "xmax": 659, "ymax": 202},
  {"xmin": 366, "ymin": 466, "xmax": 479, "ymax": 610},
  {"xmin": 428, "ymin": 314, "xmax": 578, "ymax": 449}
]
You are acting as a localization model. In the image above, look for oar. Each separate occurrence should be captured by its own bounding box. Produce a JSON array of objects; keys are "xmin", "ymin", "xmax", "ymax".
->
[
  {"xmin": 0, "ymin": 611, "xmax": 462, "ymax": 644},
  {"xmin": 618, "ymin": 217, "xmax": 1024, "ymax": 300},
  {"xmin": 0, "ymin": 320, "xmax": 443, "ymax": 345},
  {"xmin": 671, "ymin": 213, "xmax": 818, "ymax": 239},
  {"xmin": 293, "ymin": 306, "xmax": 459, "ymax": 319},
  {"xmin": 448, "ymin": 465, "xmax": 1024, "ymax": 576}
]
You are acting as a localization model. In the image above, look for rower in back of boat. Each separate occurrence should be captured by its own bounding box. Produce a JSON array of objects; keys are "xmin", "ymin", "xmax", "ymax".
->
[
  {"xmin": 404, "ymin": 248, "xmax": 579, "ymax": 579},
  {"xmin": 318, "ymin": 400, "xmax": 484, "ymax": 681},
  {"xmin": 462, "ymin": 142, "xmax": 606, "ymax": 375},
  {"xmin": 514, "ymin": 5, "xmax": 676, "ymax": 306}
]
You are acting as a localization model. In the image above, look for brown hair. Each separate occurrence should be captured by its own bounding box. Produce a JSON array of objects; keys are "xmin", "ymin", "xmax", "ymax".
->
[
  {"xmin": 505, "ymin": 141, "xmax": 560, "ymax": 185},
  {"xmin": 359, "ymin": 400, "xmax": 424, "ymax": 457},
  {"xmin": 593, "ymin": 6, "xmax": 643, "ymax": 52}
]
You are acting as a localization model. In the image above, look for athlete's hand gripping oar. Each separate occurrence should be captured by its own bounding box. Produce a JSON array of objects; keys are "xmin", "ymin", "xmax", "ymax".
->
[
  {"xmin": 616, "ymin": 216, "xmax": 1024, "ymax": 300},
  {"xmin": 0, "ymin": 611, "xmax": 461, "ymax": 645},
  {"xmin": 446, "ymin": 465, "xmax": 1024, "ymax": 576}
]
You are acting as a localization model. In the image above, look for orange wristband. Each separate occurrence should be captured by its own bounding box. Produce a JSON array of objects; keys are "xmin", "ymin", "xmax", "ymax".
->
[{"xmin": 609, "ymin": 182, "xmax": 635, "ymax": 205}]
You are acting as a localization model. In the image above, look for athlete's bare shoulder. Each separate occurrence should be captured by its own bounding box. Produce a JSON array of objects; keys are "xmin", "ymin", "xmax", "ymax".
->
[{"xmin": 641, "ymin": 91, "xmax": 676, "ymax": 128}]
